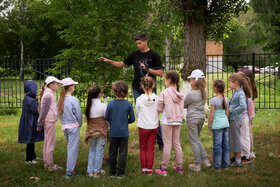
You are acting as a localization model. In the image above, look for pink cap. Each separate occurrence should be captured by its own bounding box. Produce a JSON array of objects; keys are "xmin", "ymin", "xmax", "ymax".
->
[{"xmin": 61, "ymin": 78, "xmax": 78, "ymax": 87}]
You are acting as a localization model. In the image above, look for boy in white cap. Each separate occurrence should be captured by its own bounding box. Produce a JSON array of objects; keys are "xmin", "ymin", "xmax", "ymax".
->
[
  {"xmin": 184, "ymin": 69, "xmax": 211, "ymax": 171},
  {"xmin": 57, "ymin": 77, "xmax": 83, "ymax": 179},
  {"xmin": 37, "ymin": 76, "xmax": 63, "ymax": 171}
]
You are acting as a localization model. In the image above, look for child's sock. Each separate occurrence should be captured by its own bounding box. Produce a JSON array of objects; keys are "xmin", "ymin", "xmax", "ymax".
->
[
  {"xmin": 147, "ymin": 169, "xmax": 152, "ymax": 172},
  {"xmin": 236, "ymin": 157, "xmax": 241, "ymax": 164}
]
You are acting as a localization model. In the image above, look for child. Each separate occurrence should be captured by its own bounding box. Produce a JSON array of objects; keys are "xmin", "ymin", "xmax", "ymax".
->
[
  {"xmin": 37, "ymin": 76, "xmax": 62, "ymax": 171},
  {"xmin": 155, "ymin": 70, "xmax": 184, "ymax": 176},
  {"xmin": 105, "ymin": 80, "xmax": 135, "ymax": 178},
  {"xmin": 84, "ymin": 85, "xmax": 108, "ymax": 178},
  {"xmin": 243, "ymin": 69, "xmax": 258, "ymax": 158},
  {"xmin": 228, "ymin": 73, "xmax": 247, "ymax": 167},
  {"xmin": 184, "ymin": 69, "xmax": 211, "ymax": 172},
  {"xmin": 135, "ymin": 77, "xmax": 159, "ymax": 175},
  {"xmin": 208, "ymin": 80, "xmax": 229, "ymax": 171},
  {"xmin": 57, "ymin": 77, "xmax": 83, "ymax": 179},
  {"xmin": 18, "ymin": 80, "xmax": 44, "ymax": 164},
  {"xmin": 238, "ymin": 72, "xmax": 252, "ymax": 164}
]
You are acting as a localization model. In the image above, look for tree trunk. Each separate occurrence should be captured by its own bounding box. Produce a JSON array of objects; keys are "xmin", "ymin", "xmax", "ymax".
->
[
  {"xmin": 183, "ymin": 14, "xmax": 207, "ymax": 75},
  {"xmin": 164, "ymin": 35, "xmax": 171, "ymax": 71},
  {"xmin": 20, "ymin": 0, "xmax": 26, "ymax": 80}
]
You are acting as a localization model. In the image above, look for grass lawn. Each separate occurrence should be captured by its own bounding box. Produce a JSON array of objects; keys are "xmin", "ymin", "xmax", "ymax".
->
[{"xmin": 0, "ymin": 109, "xmax": 280, "ymax": 186}]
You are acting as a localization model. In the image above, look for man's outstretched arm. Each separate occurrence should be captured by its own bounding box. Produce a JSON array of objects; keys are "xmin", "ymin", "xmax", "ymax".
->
[
  {"xmin": 149, "ymin": 68, "xmax": 163, "ymax": 77},
  {"xmin": 98, "ymin": 57, "xmax": 126, "ymax": 68}
]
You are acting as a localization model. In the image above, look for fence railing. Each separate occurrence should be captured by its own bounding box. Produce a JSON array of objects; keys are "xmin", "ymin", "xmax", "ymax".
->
[{"xmin": 0, "ymin": 53, "xmax": 279, "ymax": 109}]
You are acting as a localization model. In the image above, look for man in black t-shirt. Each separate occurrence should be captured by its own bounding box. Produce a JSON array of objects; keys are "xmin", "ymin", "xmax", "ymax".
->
[{"xmin": 98, "ymin": 34, "xmax": 164, "ymax": 150}]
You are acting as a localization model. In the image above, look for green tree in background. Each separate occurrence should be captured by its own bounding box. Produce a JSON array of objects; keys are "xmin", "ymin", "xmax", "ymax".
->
[
  {"xmin": 169, "ymin": 0, "xmax": 248, "ymax": 77},
  {"xmin": 46, "ymin": 0, "xmax": 150, "ymax": 100}
]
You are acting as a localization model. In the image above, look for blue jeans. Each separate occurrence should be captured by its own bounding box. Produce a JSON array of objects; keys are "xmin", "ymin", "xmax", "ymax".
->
[
  {"xmin": 87, "ymin": 137, "xmax": 106, "ymax": 173},
  {"xmin": 133, "ymin": 89, "xmax": 163, "ymax": 146},
  {"xmin": 63, "ymin": 127, "xmax": 80, "ymax": 175},
  {"xmin": 212, "ymin": 128, "xmax": 229, "ymax": 169}
]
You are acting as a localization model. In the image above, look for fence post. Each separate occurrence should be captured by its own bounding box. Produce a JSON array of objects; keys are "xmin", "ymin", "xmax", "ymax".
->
[{"xmin": 252, "ymin": 53, "xmax": 255, "ymax": 74}]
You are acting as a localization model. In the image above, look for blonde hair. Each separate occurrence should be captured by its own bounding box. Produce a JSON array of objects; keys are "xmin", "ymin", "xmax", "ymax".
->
[
  {"xmin": 140, "ymin": 76, "xmax": 155, "ymax": 101},
  {"xmin": 57, "ymin": 85, "xmax": 71, "ymax": 118},
  {"xmin": 229, "ymin": 73, "xmax": 251, "ymax": 98},
  {"xmin": 191, "ymin": 78, "xmax": 207, "ymax": 101}
]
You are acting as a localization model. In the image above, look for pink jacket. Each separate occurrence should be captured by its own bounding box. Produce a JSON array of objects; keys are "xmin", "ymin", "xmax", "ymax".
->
[
  {"xmin": 41, "ymin": 87, "xmax": 58, "ymax": 123},
  {"xmin": 157, "ymin": 87, "xmax": 184, "ymax": 123}
]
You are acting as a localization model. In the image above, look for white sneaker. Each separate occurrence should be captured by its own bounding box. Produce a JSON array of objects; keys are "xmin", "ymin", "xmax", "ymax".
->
[
  {"xmin": 250, "ymin": 152, "xmax": 256, "ymax": 158},
  {"xmin": 201, "ymin": 160, "xmax": 211, "ymax": 168},
  {"xmin": 189, "ymin": 164, "xmax": 201, "ymax": 172},
  {"xmin": 25, "ymin": 160, "xmax": 38, "ymax": 165}
]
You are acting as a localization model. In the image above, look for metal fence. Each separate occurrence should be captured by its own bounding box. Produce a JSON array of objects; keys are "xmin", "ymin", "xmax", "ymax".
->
[{"xmin": 0, "ymin": 53, "xmax": 279, "ymax": 109}]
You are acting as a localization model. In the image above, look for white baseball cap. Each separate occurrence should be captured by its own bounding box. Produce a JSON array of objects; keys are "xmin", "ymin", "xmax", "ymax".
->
[
  {"xmin": 61, "ymin": 77, "xmax": 78, "ymax": 87},
  {"xmin": 45, "ymin": 76, "xmax": 62, "ymax": 85},
  {"xmin": 187, "ymin": 69, "xmax": 205, "ymax": 81}
]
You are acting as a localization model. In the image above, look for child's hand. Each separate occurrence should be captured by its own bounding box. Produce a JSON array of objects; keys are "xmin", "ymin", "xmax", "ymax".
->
[
  {"xmin": 36, "ymin": 125, "xmax": 42, "ymax": 131},
  {"xmin": 208, "ymin": 124, "xmax": 212, "ymax": 132}
]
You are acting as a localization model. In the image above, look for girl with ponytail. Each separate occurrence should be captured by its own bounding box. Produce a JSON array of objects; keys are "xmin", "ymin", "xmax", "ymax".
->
[
  {"xmin": 57, "ymin": 77, "xmax": 82, "ymax": 179},
  {"xmin": 135, "ymin": 76, "xmax": 159, "ymax": 175},
  {"xmin": 238, "ymin": 72, "xmax": 253, "ymax": 164},
  {"xmin": 155, "ymin": 70, "xmax": 184, "ymax": 176},
  {"xmin": 208, "ymin": 79, "xmax": 230, "ymax": 171},
  {"xmin": 84, "ymin": 85, "xmax": 108, "ymax": 178},
  {"xmin": 184, "ymin": 69, "xmax": 211, "ymax": 172},
  {"xmin": 228, "ymin": 73, "xmax": 247, "ymax": 167}
]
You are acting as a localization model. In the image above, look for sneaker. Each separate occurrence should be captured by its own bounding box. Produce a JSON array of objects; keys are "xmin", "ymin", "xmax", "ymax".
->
[
  {"xmin": 201, "ymin": 160, "xmax": 211, "ymax": 168},
  {"xmin": 155, "ymin": 166, "xmax": 167, "ymax": 176},
  {"xmin": 189, "ymin": 164, "xmax": 201, "ymax": 172},
  {"xmin": 25, "ymin": 160, "xmax": 38, "ymax": 165},
  {"xmin": 34, "ymin": 157, "xmax": 41, "ymax": 160},
  {"xmin": 66, "ymin": 171, "xmax": 78, "ymax": 179},
  {"xmin": 117, "ymin": 173, "xmax": 126, "ymax": 179},
  {"xmin": 87, "ymin": 173, "xmax": 94, "ymax": 178},
  {"xmin": 48, "ymin": 164, "xmax": 63, "ymax": 171},
  {"xmin": 146, "ymin": 169, "xmax": 153, "ymax": 176},
  {"xmin": 103, "ymin": 157, "xmax": 109, "ymax": 165},
  {"xmin": 173, "ymin": 167, "xmax": 183, "ymax": 175},
  {"xmin": 241, "ymin": 156, "xmax": 252, "ymax": 164},
  {"xmin": 229, "ymin": 157, "xmax": 236, "ymax": 164},
  {"xmin": 250, "ymin": 152, "xmax": 256, "ymax": 158},
  {"xmin": 230, "ymin": 161, "xmax": 242, "ymax": 167}
]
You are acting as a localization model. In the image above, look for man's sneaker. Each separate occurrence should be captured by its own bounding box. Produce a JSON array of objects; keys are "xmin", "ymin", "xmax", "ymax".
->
[
  {"xmin": 189, "ymin": 164, "xmax": 201, "ymax": 172},
  {"xmin": 229, "ymin": 157, "xmax": 236, "ymax": 164},
  {"xmin": 201, "ymin": 160, "xmax": 211, "ymax": 168},
  {"xmin": 155, "ymin": 166, "xmax": 167, "ymax": 176},
  {"xmin": 241, "ymin": 156, "xmax": 252, "ymax": 164},
  {"xmin": 25, "ymin": 160, "xmax": 37, "ymax": 165},
  {"xmin": 173, "ymin": 167, "xmax": 184, "ymax": 175},
  {"xmin": 230, "ymin": 161, "xmax": 242, "ymax": 167},
  {"xmin": 146, "ymin": 169, "xmax": 153, "ymax": 176},
  {"xmin": 66, "ymin": 171, "xmax": 78, "ymax": 179},
  {"xmin": 250, "ymin": 152, "xmax": 256, "ymax": 158}
]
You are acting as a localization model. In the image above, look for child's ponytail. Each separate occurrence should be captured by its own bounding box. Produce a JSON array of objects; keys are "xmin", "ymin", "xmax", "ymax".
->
[
  {"xmin": 38, "ymin": 83, "xmax": 47, "ymax": 113},
  {"xmin": 165, "ymin": 70, "xmax": 180, "ymax": 92},
  {"xmin": 140, "ymin": 77, "xmax": 155, "ymax": 101},
  {"xmin": 57, "ymin": 85, "xmax": 71, "ymax": 118},
  {"xmin": 213, "ymin": 79, "xmax": 226, "ymax": 109},
  {"xmin": 85, "ymin": 85, "xmax": 101, "ymax": 120},
  {"xmin": 238, "ymin": 72, "xmax": 252, "ymax": 99}
]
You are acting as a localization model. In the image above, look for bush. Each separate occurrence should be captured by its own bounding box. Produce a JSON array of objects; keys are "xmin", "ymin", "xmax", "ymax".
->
[{"xmin": 0, "ymin": 107, "xmax": 18, "ymax": 115}]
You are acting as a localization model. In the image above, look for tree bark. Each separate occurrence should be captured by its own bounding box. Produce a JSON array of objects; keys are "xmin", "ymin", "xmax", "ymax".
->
[
  {"xmin": 20, "ymin": 0, "xmax": 26, "ymax": 80},
  {"xmin": 164, "ymin": 35, "xmax": 171, "ymax": 71},
  {"xmin": 183, "ymin": 13, "xmax": 207, "ymax": 75}
]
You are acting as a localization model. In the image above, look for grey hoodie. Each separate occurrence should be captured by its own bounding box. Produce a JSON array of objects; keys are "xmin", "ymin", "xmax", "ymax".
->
[{"xmin": 135, "ymin": 93, "xmax": 159, "ymax": 129}]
